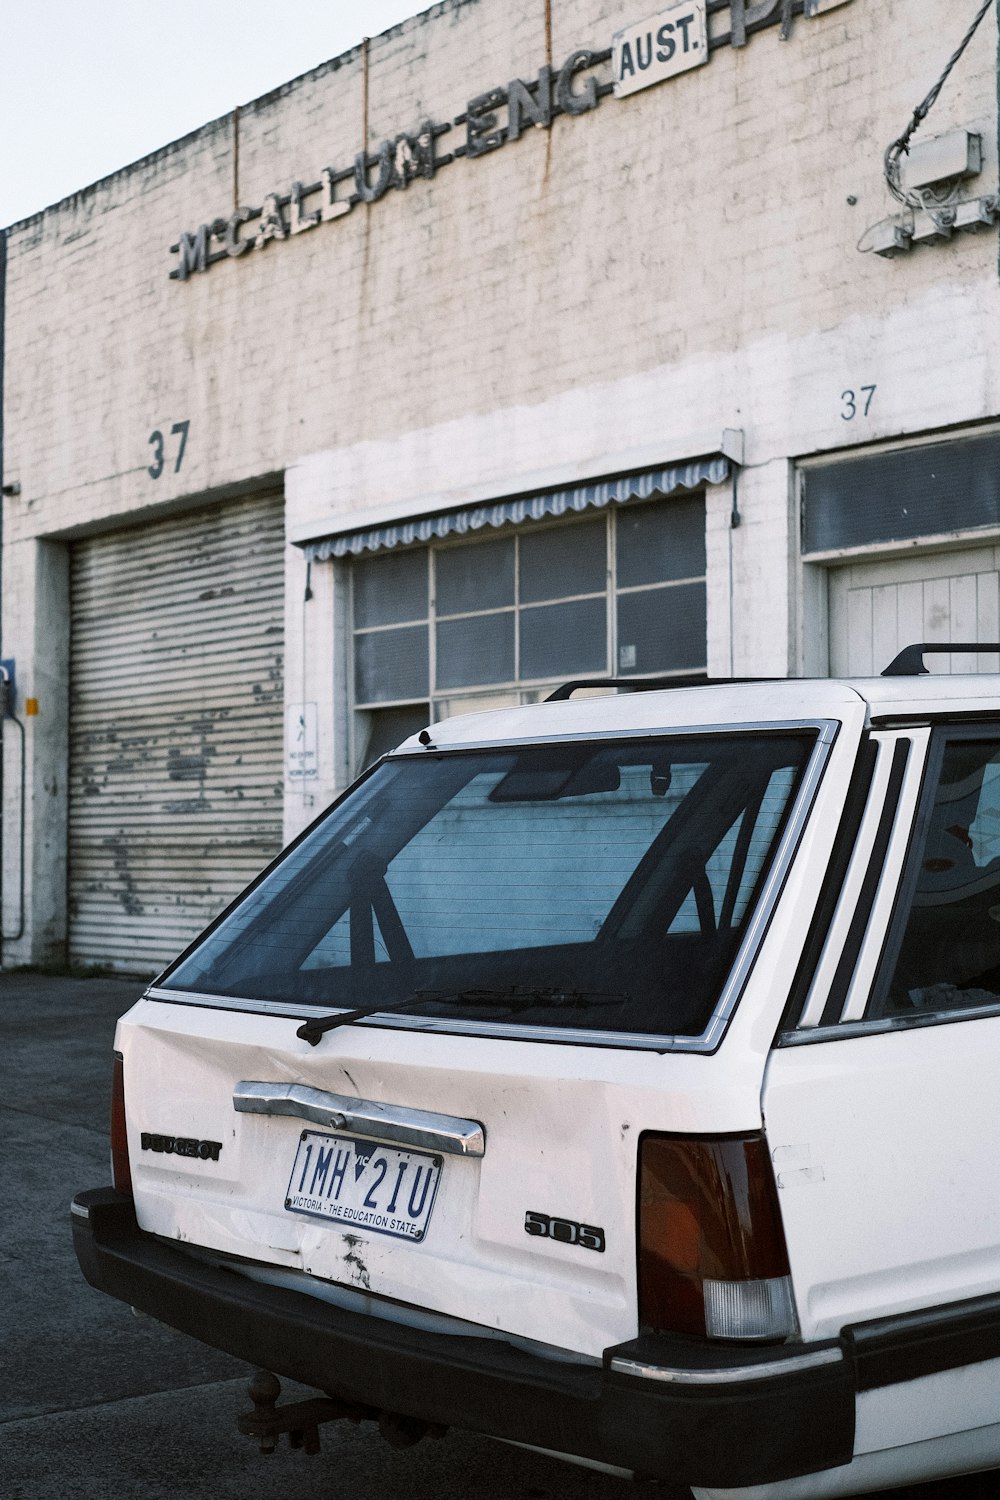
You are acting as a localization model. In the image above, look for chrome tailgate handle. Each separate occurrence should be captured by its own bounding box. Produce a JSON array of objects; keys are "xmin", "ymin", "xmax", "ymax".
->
[{"xmin": 233, "ymin": 1081, "xmax": 486, "ymax": 1158}]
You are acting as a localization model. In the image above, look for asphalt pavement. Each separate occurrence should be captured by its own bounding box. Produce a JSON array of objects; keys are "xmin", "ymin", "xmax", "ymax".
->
[{"xmin": 1, "ymin": 969, "xmax": 997, "ymax": 1500}]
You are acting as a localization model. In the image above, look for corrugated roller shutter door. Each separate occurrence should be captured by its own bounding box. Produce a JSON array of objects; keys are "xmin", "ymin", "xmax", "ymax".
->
[{"xmin": 69, "ymin": 493, "xmax": 284, "ymax": 970}]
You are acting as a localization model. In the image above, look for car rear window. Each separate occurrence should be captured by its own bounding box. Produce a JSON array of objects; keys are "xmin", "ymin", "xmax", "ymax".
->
[{"xmin": 161, "ymin": 733, "xmax": 815, "ymax": 1039}]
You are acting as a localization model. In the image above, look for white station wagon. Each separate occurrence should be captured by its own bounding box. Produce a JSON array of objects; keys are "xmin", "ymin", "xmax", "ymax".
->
[{"xmin": 73, "ymin": 646, "xmax": 1000, "ymax": 1497}]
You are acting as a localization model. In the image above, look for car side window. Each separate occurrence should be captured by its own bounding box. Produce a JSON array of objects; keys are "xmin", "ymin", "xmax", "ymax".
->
[{"xmin": 869, "ymin": 737, "xmax": 1000, "ymax": 1020}]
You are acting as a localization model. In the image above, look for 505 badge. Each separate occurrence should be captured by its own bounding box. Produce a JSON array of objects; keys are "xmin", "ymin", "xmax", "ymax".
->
[{"xmin": 524, "ymin": 1211, "xmax": 605, "ymax": 1253}]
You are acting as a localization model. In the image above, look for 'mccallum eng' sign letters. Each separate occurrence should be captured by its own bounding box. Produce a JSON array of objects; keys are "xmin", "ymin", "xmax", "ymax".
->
[{"xmin": 170, "ymin": 0, "xmax": 853, "ymax": 279}]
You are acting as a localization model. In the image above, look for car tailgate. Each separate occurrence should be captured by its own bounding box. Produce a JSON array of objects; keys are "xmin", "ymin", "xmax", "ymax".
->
[{"xmin": 118, "ymin": 996, "xmax": 765, "ymax": 1359}]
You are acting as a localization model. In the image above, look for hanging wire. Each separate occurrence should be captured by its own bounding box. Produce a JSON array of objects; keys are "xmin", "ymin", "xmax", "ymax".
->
[{"xmin": 884, "ymin": 0, "xmax": 992, "ymax": 209}]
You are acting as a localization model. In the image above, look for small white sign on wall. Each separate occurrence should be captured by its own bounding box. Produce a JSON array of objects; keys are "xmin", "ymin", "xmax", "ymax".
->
[
  {"xmin": 286, "ymin": 702, "xmax": 318, "ymax": 781},
  {"xmin": 613, "ymin": 3, "xmax": 709, "ymax": 99}
]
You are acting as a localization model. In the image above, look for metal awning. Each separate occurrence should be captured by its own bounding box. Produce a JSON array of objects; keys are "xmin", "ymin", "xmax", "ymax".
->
[{"xmin": 302, "ymin": 457, "xmax": 730, "ymax": 561}]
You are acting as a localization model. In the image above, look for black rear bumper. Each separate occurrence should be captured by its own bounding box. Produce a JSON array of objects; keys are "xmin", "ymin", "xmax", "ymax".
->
[{"xmin": 72, "ymin": 1187, "xmax": 853, "ymax": 1487}]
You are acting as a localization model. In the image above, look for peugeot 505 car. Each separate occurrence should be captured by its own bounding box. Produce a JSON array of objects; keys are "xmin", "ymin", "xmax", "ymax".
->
[{"xmin": 73, "ymin": 644, "xmax": 1000, "ymax": 1497}]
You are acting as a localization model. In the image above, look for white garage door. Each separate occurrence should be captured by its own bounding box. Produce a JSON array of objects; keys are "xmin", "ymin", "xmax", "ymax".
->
[
  {"xmin": 829, "ymin": 545, "xmax": 1000, "ymax": 677},
  {"xmin": 69, "ymin": 493, "xmax": 285, "ymax": 971}
]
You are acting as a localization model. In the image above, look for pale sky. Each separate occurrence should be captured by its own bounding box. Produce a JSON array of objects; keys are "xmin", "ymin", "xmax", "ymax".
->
[{"xmin": 2, "ymin": 1, "xmax": 424, "ymax": 227}]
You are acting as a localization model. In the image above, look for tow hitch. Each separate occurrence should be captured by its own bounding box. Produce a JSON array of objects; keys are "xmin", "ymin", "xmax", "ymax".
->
[{"xmin": 238, "ymin": 1370, "xmax": 447, "ymax": 1455}]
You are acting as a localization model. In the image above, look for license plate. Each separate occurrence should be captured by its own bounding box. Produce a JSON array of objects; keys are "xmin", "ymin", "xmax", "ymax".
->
[{"xmin": 284, "ymin": 1130, "xmax": 443, "ymax": 1242}]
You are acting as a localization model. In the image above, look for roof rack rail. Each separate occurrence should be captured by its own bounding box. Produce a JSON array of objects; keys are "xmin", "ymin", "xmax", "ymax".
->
[
  {"xmin": 881, "ymin": 643, "xmax": 1000, "ymax": 677},
  {"xmin": 545, "ymin": 674, "xmax": 766, "ymax": 702}
]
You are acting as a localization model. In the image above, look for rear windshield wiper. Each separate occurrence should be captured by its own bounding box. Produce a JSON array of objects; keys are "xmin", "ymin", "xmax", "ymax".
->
[
  {"xmin": 296, "ymin": 986, "xmax": 629, "ymax": 1046},
  {"xmin": 297, "ymin": 991, "xmax": 431, "ymax": 1046}
]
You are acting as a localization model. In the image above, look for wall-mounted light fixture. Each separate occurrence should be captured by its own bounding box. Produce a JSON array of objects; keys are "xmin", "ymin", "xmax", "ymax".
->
[
  {"xmin": 899, "ymin": 128, "xmax": 982, "ymax": 193},
  {"xmin": 861, "ymin": 129, "xmax": 997, "ymax": 258}
]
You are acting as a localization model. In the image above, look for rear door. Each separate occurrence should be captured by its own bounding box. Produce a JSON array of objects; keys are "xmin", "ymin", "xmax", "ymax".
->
[
  {"xmin": 763, "ymin": 725, "xmax": 1000, "ymax": 1450},
  {"xmin": 123, "ymin": 1000, "xmax": 769, "ymax": 1360},
  {"xmin": 122, "ymin": 727, "xmax": 825, "ymax": 1360}
]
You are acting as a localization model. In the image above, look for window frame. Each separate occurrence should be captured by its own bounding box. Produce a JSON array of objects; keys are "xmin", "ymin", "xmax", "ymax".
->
[
  {"xmin": 152, "ymin": 721, "xmax": 837, "ymax": 1055},
  {"xmin": 348, "ymin": 499, "xmax": 708, "ymax": 774},
  {"xmin": 797, "ymin": 422, "xmax": 1000, "ymax": 566},
  {"xmin": 867, "ymin": 725, "xmax": 1000, "ymax": 1025}
]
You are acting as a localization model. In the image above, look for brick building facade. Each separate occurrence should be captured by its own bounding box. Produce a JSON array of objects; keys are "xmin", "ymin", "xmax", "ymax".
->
[{"xmin": 2, "ymin": 0, "xmax": 999, "ymax": 967}]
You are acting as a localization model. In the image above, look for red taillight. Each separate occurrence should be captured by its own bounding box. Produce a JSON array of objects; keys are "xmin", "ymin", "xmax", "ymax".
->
[
  {"xmin": 111, "ymin": 1052, "xmax": 132, "ymax": 1197},
  {"xmin": 638, "ymin": 1133, "xmax": 796, "ymax": 1342}
]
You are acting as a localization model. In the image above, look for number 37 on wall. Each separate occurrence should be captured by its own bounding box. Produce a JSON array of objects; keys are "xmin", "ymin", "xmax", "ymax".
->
[
  {"xmin": 841, "ymin": 385, "xmax": 877, "ymax": 421},
  {"xmin": 147, "ymin": 419, "xmax": 191, "ymax": 478}
]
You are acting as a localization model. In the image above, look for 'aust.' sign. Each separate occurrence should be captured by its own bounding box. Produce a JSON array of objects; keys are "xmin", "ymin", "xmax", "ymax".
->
[
  {"xmin": 170, "ymin": 0, "xmax": 853, "ymax": 280},
  {"xmin": 612, "ymin": 3, "xmax": 709, "ymax": 99}
]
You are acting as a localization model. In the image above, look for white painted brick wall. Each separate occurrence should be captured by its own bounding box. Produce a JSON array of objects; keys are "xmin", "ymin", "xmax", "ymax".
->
[{"xmin": 6, "ymin": 0, "xmax": 997, "ymax": 546}]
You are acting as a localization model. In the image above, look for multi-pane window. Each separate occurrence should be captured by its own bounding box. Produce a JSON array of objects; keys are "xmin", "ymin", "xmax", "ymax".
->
[{"xmin": 351, "ymin": 497, "xmax": 706, "ymax": 768}]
